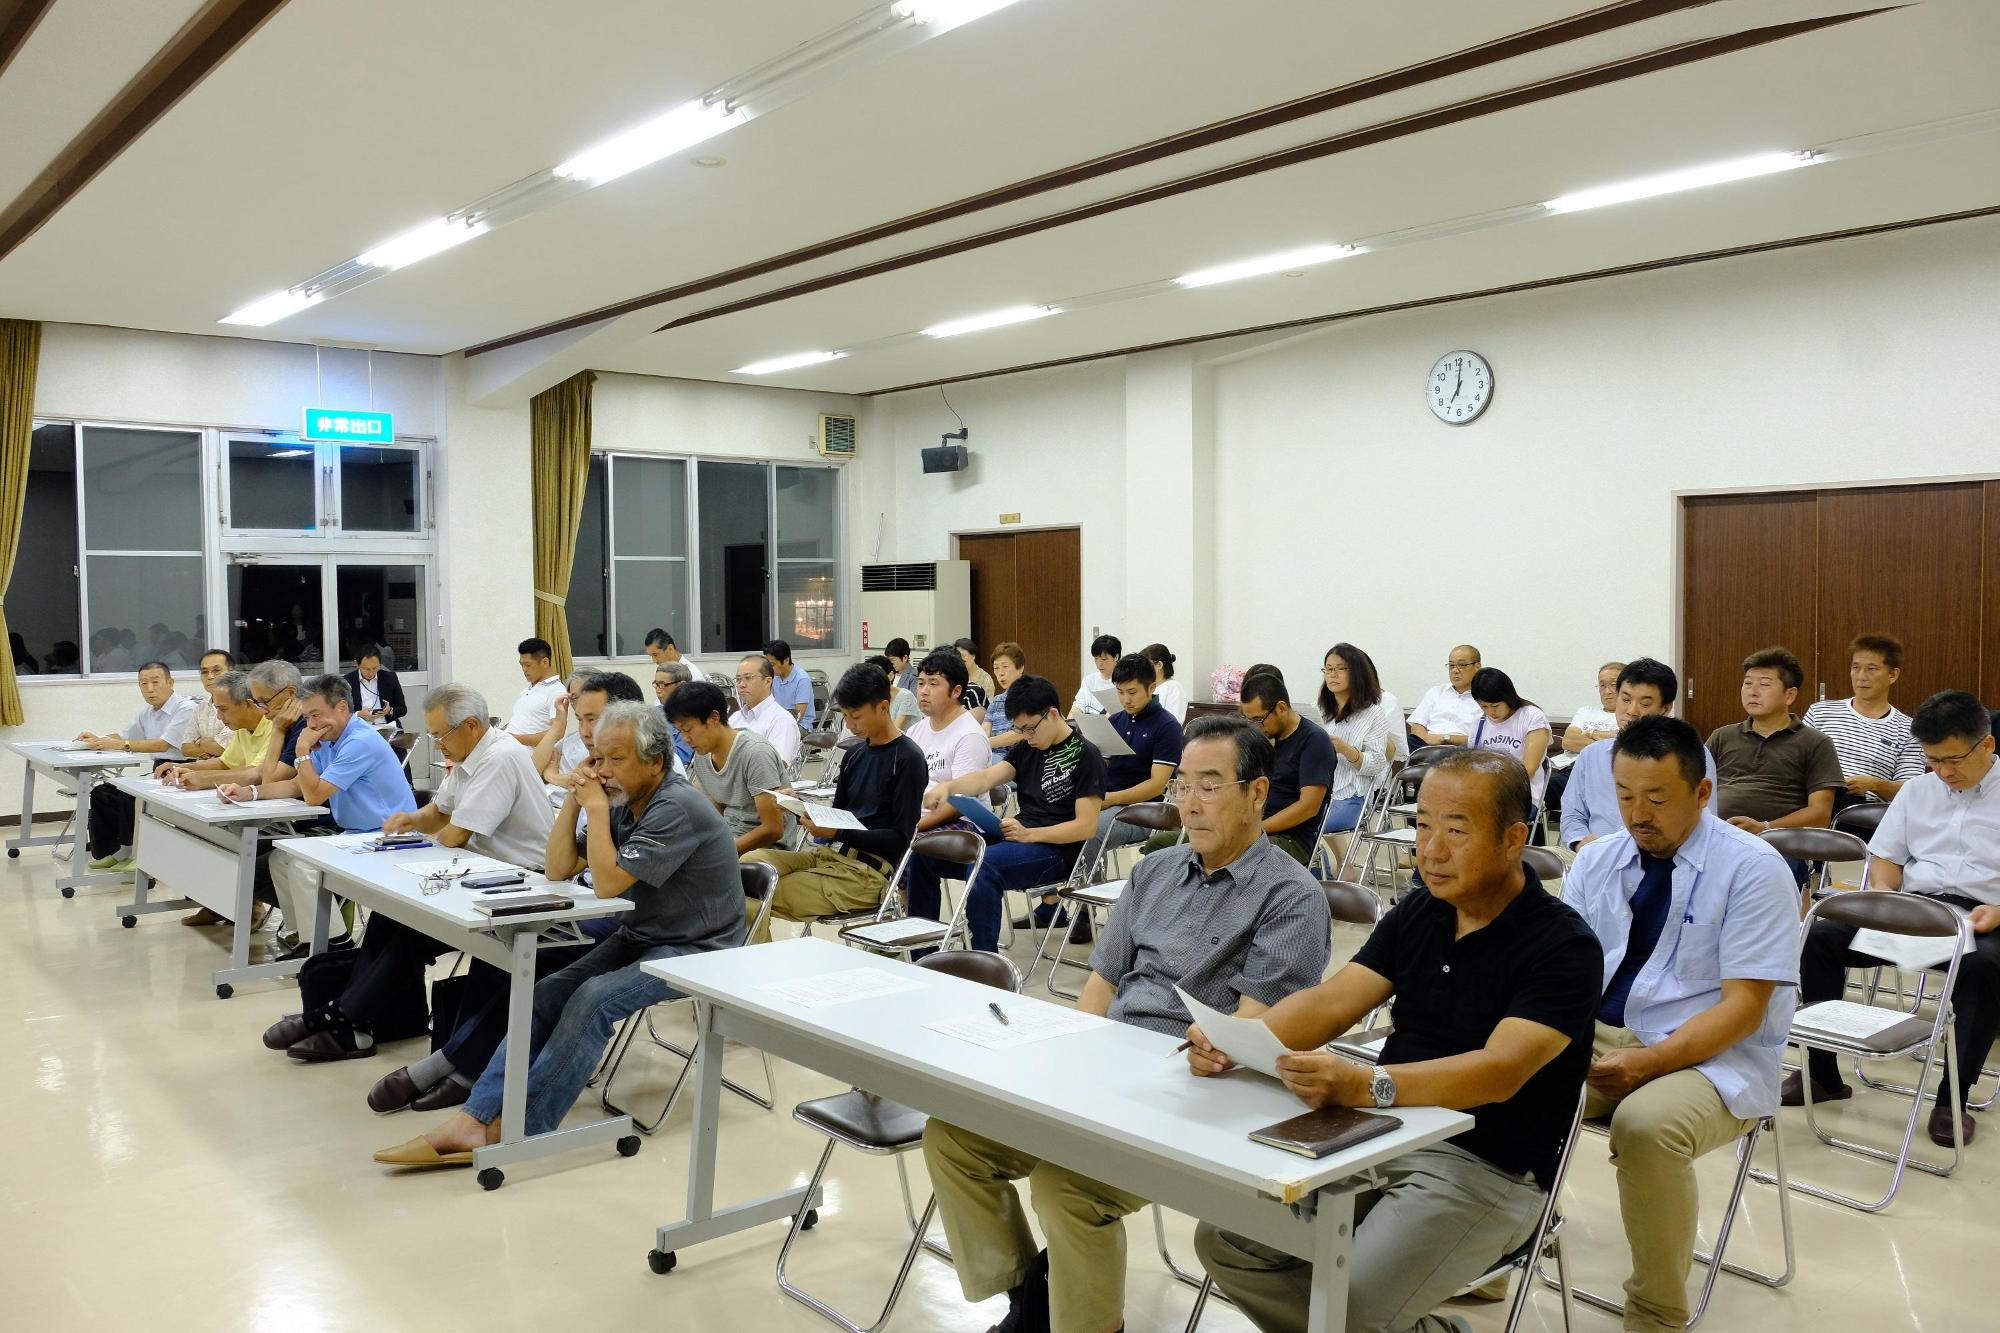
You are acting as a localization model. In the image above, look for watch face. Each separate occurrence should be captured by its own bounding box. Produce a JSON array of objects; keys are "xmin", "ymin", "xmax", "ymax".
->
[{"xmin": 1428, "ymin": 351, "xmax": 1492, "ymax": 423}]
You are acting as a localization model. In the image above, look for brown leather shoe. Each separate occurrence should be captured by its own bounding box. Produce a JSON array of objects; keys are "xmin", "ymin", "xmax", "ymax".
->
[
  {"xmin": 263, "ymin": 1014, "xmax": 312, "ymax": 1051},
  {"xmin": 411, "ymin": 1077, "xmax": 471, "ymax": 1112},
  {"xmin": 181, "ymin": 906, "xmax": 223, "ymax": 927},
  {"xmin": 286, "ymin": 1029, "xmax": 376, "ymax": 1062},
  {"xmin": 1929, "ymin": 1101, "xmax": 1974, "ymax": 1149},
  {"xmin": 368, "ymin": 1066, "xmax": 424, "ymax": 1114}
]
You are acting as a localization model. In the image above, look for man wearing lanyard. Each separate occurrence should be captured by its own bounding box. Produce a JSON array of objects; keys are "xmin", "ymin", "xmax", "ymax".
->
[{"xmin": 345, "ymin": 644, "xmax": 407, "ymax": 731}]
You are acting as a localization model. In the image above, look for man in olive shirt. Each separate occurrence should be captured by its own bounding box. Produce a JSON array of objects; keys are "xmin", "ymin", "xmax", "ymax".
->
[{"xmin": 1706, "ymin": 647, "xmax": 1843, "ymax": 836}]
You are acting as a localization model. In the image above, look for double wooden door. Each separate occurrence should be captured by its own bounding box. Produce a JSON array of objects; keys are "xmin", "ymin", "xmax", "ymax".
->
[
  {"xmin": 1680, "ymin": 481, "xmax": 2000, "ymax": 738},
  {"xmin": 955, "ymin": 528, "xmax": 1083, "ymax": 708}
]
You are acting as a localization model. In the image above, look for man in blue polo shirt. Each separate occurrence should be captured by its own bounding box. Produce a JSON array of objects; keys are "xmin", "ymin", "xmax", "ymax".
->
[
  {"xmin": 1073, "ymin": 652, "xmax": 1185, "ymax": 879},
  {"xmin": 764, "ymin": 638, "xmax": 816, "ymax": 729},
  {"xmin": 226, "ymin": 674, "xmax": 414, "ymax": 953}
]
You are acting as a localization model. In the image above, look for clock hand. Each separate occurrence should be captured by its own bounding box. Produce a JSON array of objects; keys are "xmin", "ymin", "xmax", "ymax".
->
[{"xmin": 1451, "ymin": 368, "xmax": 1463, "ymax": 402}]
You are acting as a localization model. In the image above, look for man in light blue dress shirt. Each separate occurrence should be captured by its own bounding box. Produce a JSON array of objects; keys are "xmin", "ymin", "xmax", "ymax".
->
[
  {"xmin": 1562, "ymin": 658, "xmax": 1715, "ymax": 851},
  {"xmin": 1565, "ymin": 715, "xmax": 1798, "ymax": 1332},
  {"xmin": 764, "ymin": 637, "xmax": 816, "ymax": 730}
]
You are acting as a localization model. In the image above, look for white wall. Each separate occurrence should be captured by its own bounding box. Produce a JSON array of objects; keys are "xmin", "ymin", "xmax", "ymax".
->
[{"xmin": 872, "ymin": 214, "xmax": 2000, "ymax": 716}]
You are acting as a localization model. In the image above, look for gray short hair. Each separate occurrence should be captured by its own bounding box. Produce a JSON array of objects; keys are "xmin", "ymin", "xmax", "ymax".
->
[
  {"xmin": 737, "ymin": 653, "xmax": 774, "ymax": 679},
  {"xmin": 594, "ymin": 700, "xmax": 671, "ymax": 763},
  {"xmin": 213, "ymin": 670, "xmax": 254, "ymax": 704},
  {"xmin": 656, "ymin": 660, "xmax": 693, "ymax": 686},
  {"xmin": 424, "ymin": 682, "xmax": 489, "ymax": 729},
  {"xmin": 250, "ymin": 659, "xmax": 303, "ymax": 693},
  {"xmin": 301, "ymin": 673, "xmax": 351, "ymax": 710}
]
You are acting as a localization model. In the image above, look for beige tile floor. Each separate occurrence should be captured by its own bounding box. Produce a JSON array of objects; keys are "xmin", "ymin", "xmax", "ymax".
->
[{"xmin": 3, "ymin": 834, "xmax": 1994, "ymax": 1332}]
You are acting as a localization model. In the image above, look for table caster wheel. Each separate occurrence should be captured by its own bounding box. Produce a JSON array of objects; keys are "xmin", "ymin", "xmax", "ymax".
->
[
  {"xmin": 8, "ymin": 846, "xmax": 18, "ymax": 858},
  {"xmin": 215, "ymin": 983, "xmax": 233, "ymax": 999},
  {"xmin": 616, "ymin": 1135, "xmax": 641, "ymax": 1158},
  {"xmin": 478, "ymin": 1167, "xmax": 504, "ymax": 1191},
  {"xmin": 122, "ymin": 915, "xmax": 136, "ymax": 929},
  {"xmin": 801, "ymin": 1208, "xmax": 819, "ymax": 1231},
  {"xmin": 61, "ymin": 886, "xmax": 75, "ymax": 898},
  {"xmin": 648, "ymin": 1249, "xmax": 677, "ymax": 1275}
]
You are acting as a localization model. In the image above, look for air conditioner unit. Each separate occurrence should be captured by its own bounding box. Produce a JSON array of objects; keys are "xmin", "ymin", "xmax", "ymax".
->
[
  {"xmin": 857, "ymin": 560, "xmax": 970, "ymax": 653},
  {"xmin": 816, "ymin": 413, "xmax": 857, "ymax": 459}
]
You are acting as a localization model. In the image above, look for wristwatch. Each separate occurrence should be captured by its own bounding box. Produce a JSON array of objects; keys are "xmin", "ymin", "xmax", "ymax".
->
[{"xmin": 1369, "ymin": 1066, "xmax": 1397, "ymax": 1109}]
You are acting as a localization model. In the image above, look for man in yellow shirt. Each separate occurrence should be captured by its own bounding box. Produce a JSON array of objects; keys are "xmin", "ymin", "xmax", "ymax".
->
[{"xmin": 154, "ymin": 670, "xmax": 279, "ymax": 928}]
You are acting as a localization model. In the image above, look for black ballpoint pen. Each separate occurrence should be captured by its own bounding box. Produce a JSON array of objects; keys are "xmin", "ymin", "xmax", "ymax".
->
[{"xmin": 988, "ymin": 1002, "xmax": 1009, "ymax": 1026}]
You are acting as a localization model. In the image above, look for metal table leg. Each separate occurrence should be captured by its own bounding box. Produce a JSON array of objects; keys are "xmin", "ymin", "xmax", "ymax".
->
[
  {"xmin": 210, "ymin": 826, "xmax": 308, "ymax": 997},
  {"xmin": 54, "ymin": 771, "xmax": 132, "ymax": 898},
  {"xmin": 1304, "ymin": 1187, "xmax": 1355, "ymax": 1333}
]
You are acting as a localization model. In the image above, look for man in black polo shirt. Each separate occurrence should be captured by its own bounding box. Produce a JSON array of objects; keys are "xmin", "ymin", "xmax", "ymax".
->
[
  {"xmin": 1236, "ymin": 670, "xmax": 1335, "ymax": 864},
  {"xmin": 1190, "ymin": 749, "xmax": 1602, "ymax": 1333},
  {"xmin": 1073, "ymin": 651, "xmax": 1185, "ymax": 876}
]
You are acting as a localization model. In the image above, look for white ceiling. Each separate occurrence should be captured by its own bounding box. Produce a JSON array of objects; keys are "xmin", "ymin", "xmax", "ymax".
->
[{"xmin": 1, "ymin": 0, "xmax": 1996, "ymax": 399}]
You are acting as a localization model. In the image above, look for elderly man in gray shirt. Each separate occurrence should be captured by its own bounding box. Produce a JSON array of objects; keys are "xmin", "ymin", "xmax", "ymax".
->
[{"xmin": 923, "ymin": 714, "xmax": 1331, "ymax": 1333}]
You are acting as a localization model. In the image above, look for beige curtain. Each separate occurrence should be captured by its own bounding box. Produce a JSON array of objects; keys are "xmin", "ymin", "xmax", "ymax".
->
[
  {"xmin": 529, "ymin": 370, "xmax": 595, "ymax": 680},
  {"xmin": 0, "ymin": 319, "xmax": 40, "ymax": 726}
]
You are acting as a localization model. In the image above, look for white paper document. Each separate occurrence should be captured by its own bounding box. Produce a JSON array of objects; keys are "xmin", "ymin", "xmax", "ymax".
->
[
  {"xmin": 1072, "ymin": 711, "xmax": 1135, "ymax": 757},
  {"xmin": 1175, "ymin": 985, "xmax": 1292, "ymax": 1078},
  {"xmin": 842, "ymin": 918, "xmax": 948, "ymax": 947},
  {"xmin": 759, "ymin": 967, "xmax": 926, "ymax": 1007},
  {"xmin": 1091, "ymin": 688, "xmax": 1120, "ymax": 714},
  {"xmin": 927, "ymin": 1004, "xmax": 1102, "ymax": 1051},
  {"xmin": 1850, "ymin": 923, "xmax": 1970, "ymax": 972},
  {"xmin": 1795, "ymin": 1000, "xmax": 1921, "ymax": 1041},
  {"xmin": 397, "ymin": 854, "xmax": 523, "ymax": 880},
  {"xmin": 764, "ymin": 791, "xmax": 868, "ymax": 831}
]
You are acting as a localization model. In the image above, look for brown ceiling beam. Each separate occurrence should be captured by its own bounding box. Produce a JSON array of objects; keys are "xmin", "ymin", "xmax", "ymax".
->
[
  {"xmin": 0, "ymin": 0, "xmax": 58, "ymax": 81},
  {"xmin": 0, "ymin": 0, "xmax": 291, "ymax": 264},
  {"xmin": 860, "ymin": 202, "xmax": 2000, "ymax": 397},
  {"xmin": 463, "ymin": 0, "xmax": 1750, "ymax": 358},
  {"xmin": 654, "ymin": 6, "xmax": 1895, "ymax": 335}
]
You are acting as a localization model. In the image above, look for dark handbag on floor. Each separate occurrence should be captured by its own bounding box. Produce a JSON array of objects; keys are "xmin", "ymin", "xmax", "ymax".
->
[
  {"xmin": 299, "ymin": 948, "xmax": 430, "ymax": 1042},
  {"xmin": 428, "ymin": 973, "xmax": 469, "ymax": 1053}
]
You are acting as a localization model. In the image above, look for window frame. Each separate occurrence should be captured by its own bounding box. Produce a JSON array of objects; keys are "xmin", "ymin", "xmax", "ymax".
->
[{"xmin": 219, "ymin": 430, "xmax": 429, "ymax": 539}]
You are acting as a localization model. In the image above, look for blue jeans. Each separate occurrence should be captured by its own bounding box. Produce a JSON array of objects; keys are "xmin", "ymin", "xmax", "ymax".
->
[
  {"xmin": 1321, "ymin": 795, "xmax": 1365, "ymax": 835},
  {"xmin": 906, "ymin": 840, "xmax": 1073, "ymax": 952},
  {"xmin": 463, "ymin": 926, "xmax": 695, "ymax": 1135}
]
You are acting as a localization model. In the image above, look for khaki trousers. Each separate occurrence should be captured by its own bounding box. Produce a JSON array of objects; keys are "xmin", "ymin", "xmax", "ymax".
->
[
  {"xmin": 921, "ymin": 1119, "xmax": 1147, "ymax": 1333},
  {"xmin": 740, "ymin": 846, "xmax": 888, "ymax": 944},
  {"xmin": 1585, "ymin": 1023, "xmax": 1754, "ymax": 1331}
]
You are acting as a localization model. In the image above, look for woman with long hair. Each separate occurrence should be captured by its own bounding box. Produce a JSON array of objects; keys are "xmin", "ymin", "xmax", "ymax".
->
[
  {"xmin": 1315, "ymin": 643, "xmax": 1393, "ymax": 833},
  {"xmin": 1468, "ymin": 666, "xmax": 1554, "ymax": 815}
]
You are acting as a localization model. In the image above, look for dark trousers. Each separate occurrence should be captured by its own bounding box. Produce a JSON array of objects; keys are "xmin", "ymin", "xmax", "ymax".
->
[
  {"xmin": 907, "ymin": 841, "xmax": 1073, "ymax": 952},
  {"xmin": 1800, "ymin": 910, "xmax": 2000, "ymax": 1104},
  {"xmin": 438, "ymin": 916, "xmax": 618, "ymax": 1075},
  {"xmin": 1544, "ymin": 763, "xmax": 1573, "ymax": 821},
  {"xmin": 340, "ymin": 915, "xmax": 450, "ymax": 1033},
  {"xmin": 88, "ymin": 785, "xmax": 136, "ymax": 858}
]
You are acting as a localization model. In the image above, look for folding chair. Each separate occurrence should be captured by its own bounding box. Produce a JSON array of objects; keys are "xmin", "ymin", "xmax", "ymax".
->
[
  {"xmin": 1832, "ymin": 802, "xmax": 1887, "ymax": 844},
  {"xmin": 774, "ymin": 949, "xmax": 1021, "ymax": 1333},
  {"xmin": 1521, "ymin": 846, "xmax": 1567, "ymax": 894},
  {"xmin": 1030, "ymin": 801, "xmax": 1181, "ymax": 998},
  {"xmin": 1352, "ymin": 747, "xmax": 1460, "ymax": 897},
  {"xmin": 1322, "ymin": 760, "xmax": 1403, "ymax": 882},
  {"xmin": 1759, "ymin": 827, "xmax": 1872, "ymax": 903},
  {"xmin": 837, "ymin": 830, "xmax": 987, "ymax": 958},
  {"xmin": 1755, "ymin": 890, "xmax": 1970, "ymax": 1211},
  {"xmin": 598, "ymin": 863, "xmax": 780, "ymax": 1132}
]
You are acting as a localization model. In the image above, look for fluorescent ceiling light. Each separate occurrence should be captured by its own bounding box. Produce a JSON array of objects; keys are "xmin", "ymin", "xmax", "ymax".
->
[
  {"xmin": 219, "ymin": 288, "xmax": 323, "ymax": 327},
  {"xmin": 1543, "ymin": 151, "xmax": 1815, "ymax": 214},
  {"xmin": 922, "ymin": 304, "xmax": 1058, "ymax": 338},
  {"xmin": 734, "ymin": 350, "xmax": 847, "ymax": 375},
  {"xmin": 556, "ymin": 99, "xmax": 747, "ymax": 185},
  {"xmin": 267, "ymin": 448, "xmax": 313, "ymax": 459},
  {"xmin": 894, "ymin": 0, "xmax": 1023, "ymax": 29},
  {"xmin": 1172, "ymin": 243, "xmax": 1356, "ymax": 288},
  {"xmin": 357, "ymin": 216, "xmax": 488, "ymax": 270}
]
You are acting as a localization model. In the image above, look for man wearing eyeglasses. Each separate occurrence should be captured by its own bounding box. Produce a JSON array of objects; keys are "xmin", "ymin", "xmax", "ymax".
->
[
  {"xmin": 924, "ymin": 714, "xmax": 1329, "ymax": 1333},
  {"xmin": 1790, "ymin": 690, "xmax": 2000, "ymax": 1149},
  {"xmin": 1407, "ymin": 644, "xmax": 1485, "ymax": 749},
  {"xmin": 1235, "ymin": 672, "xmax": 1334, "ymax": 866},
  {"xmin": 729, "ymin": 653, "xmax": 803, "ymax": 771}
]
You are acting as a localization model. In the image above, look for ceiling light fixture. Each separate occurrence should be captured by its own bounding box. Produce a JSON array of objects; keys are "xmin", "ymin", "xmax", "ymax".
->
[
  {"xmin": 734, "ymin": 350, "xmax": 848, "ymax": 375},
  {"xmin": 266, "ymin": 448, "xmax": 313, "ymax": 459},
  {"xmin": 893, "ymin": 0, "xmax": 1024, "ymax": 30},
  {"xmin": 357, "ymin": 215, "xmax": 489, "ymax": 270},
  {"xmin": 922, "ymin": 304, "xmax": 1059, "ymax": 338},
  {"xmin": 1543, "ymin": 150, "xmax": 1816, "ymax": 214},
  {"xmin": 555, "ymin": 100, "xmax": 748, "ymax": 186},
  {"xmin": 1173, "ymin": 243, "xmax": 1356, "ymax": 288},
  {"xmin": 219, "ymin": 288, "xmax": 324, "ymax": 327}
]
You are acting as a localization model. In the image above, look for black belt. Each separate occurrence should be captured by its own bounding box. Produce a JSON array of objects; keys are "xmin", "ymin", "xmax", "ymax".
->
[{"xmin": 833, "ymin": 844, "xmax": 894, "ymax": 876}]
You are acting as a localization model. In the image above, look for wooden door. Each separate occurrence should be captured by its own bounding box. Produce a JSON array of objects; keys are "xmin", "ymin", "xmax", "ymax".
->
[
  {"xmin": 1815, "ymin": 483, "xmax": 1983, "ymax": 714},
  {"xmin": 1985, "ymin": 481, "xmax": 2000, "ymax": 708},
  {"xmin": 956, "ymin": 528, "xmax": 1083, "ymax": 707},
  {"xmin": 1681, "ymin": 493, "xmax": 1819, "ymax": 739}
]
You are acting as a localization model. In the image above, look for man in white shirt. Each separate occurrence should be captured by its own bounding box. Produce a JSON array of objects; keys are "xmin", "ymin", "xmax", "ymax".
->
[
  {"xmin": 644, "ymin": 627, "xmax": 704, "ymax": 684},
  {"xmin": 912, "ymin": 648, "xmax": 994, "ymax": 831},
  {"xmin": 730, "ymin": 652, "xmax": 802, "ymax": 771},
  {"xmin": 507, "ymin": 637, "xmax": 565, "ymax": 746},
  {"xmin": 182, "ymin": 648, "xmax": 238, "ymax": 759},
  {"xmin": 1067, "ymin": 633, "xmax": 1122, "ymax": 717},
  {"xmin": 1406, "ymin": 643, "xmax": 1485, "ymax": 748},
  {"xmin": 1803, "ymin": 632, "xmax": 1927, "ymax": 809},
  {"xmin": 1792, "ymin": 690, "xmax": 2000, "ymax": 1148},
  {"xmin": 264, "ymin": 683, "xmax": 556, "ymax": 1070},
  {"xmin": 1565, "ymin": 716, "xmax": 1798, "ymax": 1331},
  {"xmin": 81, "ymin": 659, "xmax": 197, "ymax": 869},
  {"xmin": 531, "ymin": 668, "xmax": 596, "ymax": 783},
  {"xmin": 1547, "ymin": 661, "xmax": 1624, "ymax": 826}
]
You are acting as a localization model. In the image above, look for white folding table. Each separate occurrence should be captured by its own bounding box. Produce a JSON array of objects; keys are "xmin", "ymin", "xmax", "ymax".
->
[
  {"xmin": 642, "ymin": 936, "xmax": 1470, "ymax": 1329},
  {"xmin": 3, "ymin": 739, "xmax": 148, "ymax": 897},
  {"xmin": 112, "ymin": 772, "xmax": 328, "ymax": 998},
  {"xmin": 276, "ymin": 833, "xmax": 639, "ymax": 1189}
]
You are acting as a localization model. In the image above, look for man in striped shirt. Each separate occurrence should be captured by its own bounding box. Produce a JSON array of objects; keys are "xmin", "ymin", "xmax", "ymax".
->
[{"xmin": 1803, "ymin": 633, "xmax": 1927, "ymax": 809}]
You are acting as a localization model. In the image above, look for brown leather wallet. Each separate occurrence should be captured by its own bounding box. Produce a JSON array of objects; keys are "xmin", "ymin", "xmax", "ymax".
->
[{"xmin": 1248, "ymin": 1106, "xmax": 1402, "ymax": 1159}]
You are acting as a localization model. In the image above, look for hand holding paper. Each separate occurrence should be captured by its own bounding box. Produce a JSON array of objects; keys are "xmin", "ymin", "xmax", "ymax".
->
[
  {"xmin": 1175, "ymin": 985, "xmax": 1291, "ymax": 1078},
  {"xmin": 763, "ymin": 790, "xmax": 868, "ymax": 831}
]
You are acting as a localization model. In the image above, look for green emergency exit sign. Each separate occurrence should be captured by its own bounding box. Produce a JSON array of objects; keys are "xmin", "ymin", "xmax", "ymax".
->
[{"xmin": 301, "ymin": 407, "xmax": 394, "ymax": 443}]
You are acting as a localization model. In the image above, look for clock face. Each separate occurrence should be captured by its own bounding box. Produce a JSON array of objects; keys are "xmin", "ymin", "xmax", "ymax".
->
[{"xmin": 1428, "ymin": 350, "xmax": 1493, "ymax": 424}]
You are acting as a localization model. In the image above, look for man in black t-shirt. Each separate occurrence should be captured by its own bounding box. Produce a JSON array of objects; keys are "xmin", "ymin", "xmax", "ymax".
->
[
  {"xmin": 916, "ymin": 674, "xmax": 1106, "ymax": 952},
  {"xmin": 1237, "ymin": 670, "xmax": 1336, "ymax": 864},
  {"xmin": 1189, "ymin": 748, "xmax": 1602, "ymax": 1333}
]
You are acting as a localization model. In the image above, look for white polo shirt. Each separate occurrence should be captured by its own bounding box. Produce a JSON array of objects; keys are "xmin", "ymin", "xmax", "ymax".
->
[
  {"xmin": 122, "ymin": 693, "xmax": 198, "ymax": 760},
  {"xmin": 1873, "ymin": 763, "xmax": 2000, "ymax": 906},
  {"xmin": 729, "ymin": 694, "xmax": 802, "ymax": 768},
  {"xmin": 1407, "ymin": 683, "xmax": 1483, "ymax": 741},
  {"xmin": 434, "ymin": 725, "xmax": 555, "ymax": 869},
  {"xmin": 507, "ymin": 674, "xmax": 565, "ymax": 738}
]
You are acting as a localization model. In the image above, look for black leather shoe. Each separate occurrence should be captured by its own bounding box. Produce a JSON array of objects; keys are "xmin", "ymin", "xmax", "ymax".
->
[
  {"xmin": 368, "ymin": 1066, "xmax": 424, "ymax": 1113},
  {"xmin": 412, "ymin": 1078, "xmax": 471, "ymax": 1112},
  {"xmin": 263, "ymin": 1014, "xmax": 312, "ymax": 1051},
  {"xmin": 287, "ymin": 1029, "xmax": 375, "ymax": 1062},
  {"xmin": 1067, "ymin": 914, "xmax": 1094, "ymax": 944},
  {"xmin": 984, "ymin": 1249, "xmax": 1051, "ymax": 1333},
  {"xmin": 275, "ymin": 933, "xmax": 352, "ymax": 963},
  {"xmin": 1929, "ymin": 1101, "xmax": 1974, "ymax": 1149},
  {"xmin": 1779, "ymin": 1069, "xmax": 1852, "ymax": 1107}
]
